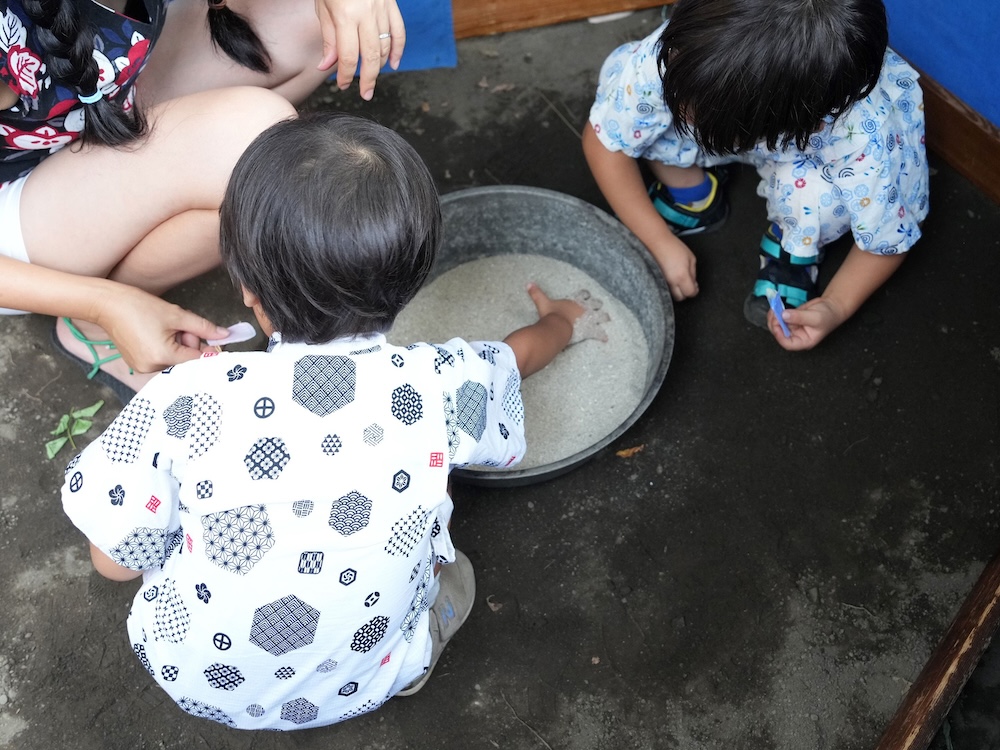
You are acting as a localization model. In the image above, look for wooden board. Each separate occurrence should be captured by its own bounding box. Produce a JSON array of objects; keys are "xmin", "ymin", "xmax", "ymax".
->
[
  {"xmin": 917, "ymin": 68, "xmax": 1000, "ymax": 206},
  {"xmin": 452, "ymin": 0, "xmax": 665, "ymax": 39}
]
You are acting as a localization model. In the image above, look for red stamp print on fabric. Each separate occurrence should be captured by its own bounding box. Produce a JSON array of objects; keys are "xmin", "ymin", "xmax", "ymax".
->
[
  {"xmin": 429, "ymin": 452, "xmax": 444, "ymax": 467},
  {"xmin": 380, "ymin": 653, "xmax": 391, "ymax": 667},
  {"xmin": 202, "ymin": 350, "xmax": 219, "ymax": 358},
  {"xmin": 146, "ymin": 495, "xmax": 161, "ymax": 513},
  {"xmin": 504, "ymin": 455, "xmax": 518, "ymax": 467},
  {"xmin": 186, "ymin": 534, "xmax": 193, "ymax": 552}
]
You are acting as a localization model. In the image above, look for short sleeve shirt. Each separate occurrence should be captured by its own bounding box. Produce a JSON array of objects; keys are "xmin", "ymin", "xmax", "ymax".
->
[
  {"xmin": 590, "ymin": 22, "xmax": 930, "ymax": 256},
  {"xmin": 61, "ymin": 333, "xmax": 526, "ymax": 730}
]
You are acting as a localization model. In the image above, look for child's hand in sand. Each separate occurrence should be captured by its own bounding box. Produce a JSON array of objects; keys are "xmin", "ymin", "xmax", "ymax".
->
[{"xmin": 526, "ymin": 283, "xmax": 610, "ymax": 344}]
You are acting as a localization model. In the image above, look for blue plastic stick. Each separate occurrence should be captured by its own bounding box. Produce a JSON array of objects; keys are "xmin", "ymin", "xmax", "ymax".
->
[{"xmin": 766, "ymin": 289, "xmax": 792, "ymax": 338}]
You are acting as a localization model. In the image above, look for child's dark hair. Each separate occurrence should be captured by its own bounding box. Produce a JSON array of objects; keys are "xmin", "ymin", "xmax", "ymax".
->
[
  {"xmin": 658, "ymin": 0, "xmax": 888, "ymax": 154},
  {"xmin": 220, "ymin": 113, "xmax": 441, "ymax": 344},
  {"xmin": 22, "ymin": 0, "xmax": 149, "ymax": 147}
]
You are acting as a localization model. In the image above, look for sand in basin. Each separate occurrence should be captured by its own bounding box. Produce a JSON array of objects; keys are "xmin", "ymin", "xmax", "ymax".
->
[{"xmin": 388, "ymin": 254, "xmax": 649, "ymax": 471}]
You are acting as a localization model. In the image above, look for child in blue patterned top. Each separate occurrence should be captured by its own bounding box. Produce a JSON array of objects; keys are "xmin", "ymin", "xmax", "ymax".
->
[
  {"xmin": 583, "ymin": 0, "xmax": 929, "ymax": 350},
  {"xmin": 62, "ymin": 112, "xmax": 596, "ymax": 730}
]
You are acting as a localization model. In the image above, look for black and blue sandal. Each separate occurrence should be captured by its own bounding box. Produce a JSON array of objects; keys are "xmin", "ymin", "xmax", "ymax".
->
[
  {"xmin": 649, "ymin": 168, "xmax": 729, "ymax": 236},
  {"xmin": 743, "ymin": 224, "xmax": 822, "ymax": 329}
]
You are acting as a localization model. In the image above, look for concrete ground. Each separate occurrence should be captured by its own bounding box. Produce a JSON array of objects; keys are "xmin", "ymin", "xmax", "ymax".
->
[{"xmin": 2, "ymin": 10, "xmax": 999, "ymax": 750}]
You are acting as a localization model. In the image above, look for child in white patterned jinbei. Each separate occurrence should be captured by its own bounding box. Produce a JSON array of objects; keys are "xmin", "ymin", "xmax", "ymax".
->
[{"xmin": 61, "ymin": 113, "xmax": 598, "ymax": 730}]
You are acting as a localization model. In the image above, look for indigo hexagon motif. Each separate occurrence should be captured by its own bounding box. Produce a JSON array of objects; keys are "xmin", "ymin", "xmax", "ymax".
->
[
  {"xmin": 111, "ymin": 527, "xmax": 168, "ymax": 569},
  {"xmin": 244, "ymin": 437, "xmax": 290, "ymax": 480},
  {"xmin": 281, "ymin": 697, "xmax": 319, "ymax": 725},
  {"xmin": 177, "ymin": 697, "xmax": 236, "ymax": 727},
  {"xmin": 338, "ymin": 681, "xmax": 359, "ymax": 696},
  {"xmin": 204, "ymin": 663, "xmax": 245, "ymax": 691},
  {"xmin": 250, "ymin": 595, "xmax": 320, "ymax": 656},
  {"xmin": 350, "ymin": 615, "xmax": 389, "ymax": 653},
  {"xmin": 321, "ymin": 434, "xmax": 342, "ymax": 456},
  {"xmin": 293, "ymin": 356, "xmax": 355, "ymax": 416},
  {"xmin": 391, "ymin": 384, "xmax": 423, "ymax": 425},
  {"xmin": 329, "ymin": 491, "xmax": 371, "ymax": 536},
  {"xmin": 339, "ymin": 568, "xmax": 357, "ymax": 585},
  {"xmin": 455, "ymin": 381, "xmax": 488, "ymax": 440},
  {"xmin": 392, "ymin": 470, "xmax": 410, "ymax": 493},
  {"xmin": 202, "ymin": 504, "xmax": 275, "ymax": 575},
  {"xmin": 163, "ymin": 396, "xmax": 193, "ymax": 438},
  {"xmin": 292, "ymin": 499, "xmax": 314, "ymax": 517}
]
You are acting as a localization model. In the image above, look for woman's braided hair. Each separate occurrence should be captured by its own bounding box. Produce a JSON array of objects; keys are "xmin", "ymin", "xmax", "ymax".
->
[
  {"xmin": 21, "ymin": 0, "xmax": 147, "ymax": 147},
  {"xmin": 206, "ymin": 0, "xmax": 271, "ymax": 74}
]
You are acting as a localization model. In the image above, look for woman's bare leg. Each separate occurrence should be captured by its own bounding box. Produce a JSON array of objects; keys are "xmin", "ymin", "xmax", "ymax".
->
[{"xmin": 20, "ymin": 86, "xmax": 296, "ymax": 389}]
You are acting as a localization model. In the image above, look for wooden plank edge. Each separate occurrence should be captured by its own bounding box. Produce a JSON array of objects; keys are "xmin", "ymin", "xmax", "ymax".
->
[
  {"xmin": 874, "ymin": 552, "xmax": 1000, "ymax": 750},
  {"xmin": 452, "ymin": 0, "xmax": 665, "ymax": 40},
  {"xmin": 915, "ymin": 66, "xmax": 1000, "ymax": 206}
]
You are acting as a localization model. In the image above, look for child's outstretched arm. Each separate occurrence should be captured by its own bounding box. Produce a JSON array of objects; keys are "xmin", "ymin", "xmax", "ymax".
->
[
  {"xmin": 503, "ymin": 283, "xmax": 603, "ymax": 378},
  {"xmin": 768, "ymin": 245, "xmax": 906, "ymax": 350},
  {"xmin": 582, "ymin": 123, "xmax": 699, "ymax": 301}
]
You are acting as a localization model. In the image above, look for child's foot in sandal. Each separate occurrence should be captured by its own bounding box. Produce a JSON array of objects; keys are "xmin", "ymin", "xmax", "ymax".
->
[
  {"xmin": 649, "ymin": 167, "xmax": 730, "ymax": 236},
  {"xmin": 51, "ymin": 317, "xmax": 157, "ymax": 404},
  {"xmin": 743, "ymin": 223, "xmax": 822, "ymax": 328}
]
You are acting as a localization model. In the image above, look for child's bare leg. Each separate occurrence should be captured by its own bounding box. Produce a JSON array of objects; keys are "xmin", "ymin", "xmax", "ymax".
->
[{"xmin": 647, "ymin": 162, "xmax": 706, "ymax": 189}]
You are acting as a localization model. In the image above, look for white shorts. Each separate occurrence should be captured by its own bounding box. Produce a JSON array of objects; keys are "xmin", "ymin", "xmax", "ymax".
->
[{"xmin": 0, "ymin": 175, "xmax": 33, "ymax": 314}]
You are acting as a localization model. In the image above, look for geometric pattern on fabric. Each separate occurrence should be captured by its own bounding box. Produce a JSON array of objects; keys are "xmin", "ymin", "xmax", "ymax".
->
[
  {"xmin": 111, "ymin": 527, "xmax": 167, "ymax": 569},
  {"xmin": 316, "ymin": 659, "xmax": 338, "ymax": 673},
  {"xmin": 202, "ymin": 504, "xmax": 275, "ymax": 575},
  {"xmin": 133, "ymin": 642, "xmax": 154, "ymax": 675},
  {"xmin": 350, "ymin": 615, "xmax": 389, "ymax": 653},
  {"xmin": 455, "ymin": 381, "xmax": 488, "ymax": 440},
  {"xmin": 391, "ymin": 470, "xmax": 410, "ymax": 493},
  {"xmin": 162, "ymin": 396, "xmax": 193, "ymax": 438},
  {"xmin": 281, "ymin": 697, "xmax": 319, "ymax": 724},
  {"xmin": 443, "ymin": 391, "xmax": 459, "ymax": 458},
  {"xmin": 100, "ymin": 397, "xmax": 155, "ymax": 464},
  {"xmin": 432, "ymin": 346, "xmax": 455, "ymax": 374},
  {"xmin": 204, "ymin": 663, "xmax": 245, "ymax": 691},
  {"xmin": 249, "ymin": 594, "xmax": 320, "ymax": 656},
  {"xmin": 328, "ymin": 491, "xmax": 371, "ymax": 536},
  {"xmin": 390, "ymin": 384, "xmax": 423, "ymax": 425},
  {"xmin": 177, "ymin": 697, "xmax": 236, "ymax": 727},
  {"xmin": 292, "ymin": 500, "xmax": 314, "ymax": 518},
  {"xmin": 502, "ymin": 371, "xmax": 524, "ymax": 425},
  {"xmin": 243, "ymin": 437, "xmax": 290, "ymax": 480},
  {"xmin": 363, "ymin": 423, "xmax": 384, "ymax": 446},
  {"xmin": 292, "ymin": 355, "xmax": 356, "ymax": 417},
  {"xmin": 348, "ymin": 345, "xmax": 381, "ymax": 356},
  {"xmin": 337, "ymin": 697, "xmax": 386, "ymax": 722},
  {"xmin": 189, "ymin": 393, "xmax": 222, "ymax": 460},
  {"xmin": 400, "ymin": 555, "xmax": 432, "ymax": 642},
  {"xmin": 384, "ymin": 506, "xmax": 432, "ymax": 557},
  {"xmin": 195, "ymin": 480, "xmax": 213, "ymax": 499},
  {"xmin": 275, "ymin": 666, "xmax": 296, "ymax": 680},
  {"xmin": 478, "ymin": 344, "xmax": 499, "ymax": 365},
  {"xmin": 297, "ymin": 551, "xmax": 324, "ymax": 574},
  {"xmin": 321, "ymin": 434, "xmax": 342, "ymax": 456},
  {"xmin": 153, "ymin": 577, "xmax": 191, "ymax": 643},
  {"xmin": 246, "ymin": 703, "xmax": 265, "ymax": 717}
]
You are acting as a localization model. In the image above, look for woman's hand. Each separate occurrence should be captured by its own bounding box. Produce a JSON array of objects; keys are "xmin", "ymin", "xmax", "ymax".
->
[
  {"xmin": 94, "ymin": 287, "xmax": 229, "ymax": 374},
  {"xmin": 315, "ymin": 0, "xmax": 406, "ymax": 100}
]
